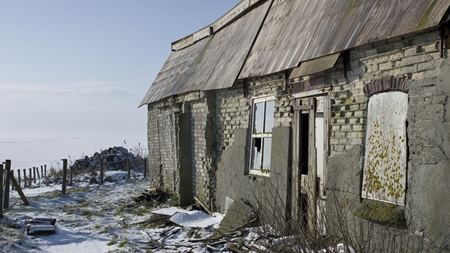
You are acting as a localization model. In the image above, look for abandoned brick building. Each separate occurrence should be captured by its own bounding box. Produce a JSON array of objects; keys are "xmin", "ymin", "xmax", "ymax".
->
[{"xmin": 140, "ymin": 0, "xmax": 450, "ymax": 250}]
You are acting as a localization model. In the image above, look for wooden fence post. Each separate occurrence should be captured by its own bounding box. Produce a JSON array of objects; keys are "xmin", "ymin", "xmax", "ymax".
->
[
  {"xmin": 41, "ymin": 165, "xmax": 43, "ymax": 179},
  {"xmin": 33, "ymin": 167, "xmax": 36, "ymax": 184},
  {"xmin": 143, "ymin": 158, "xmax": 147, "ymax": 178},
  {"xmin": 23, "ymin": 169, "xmax": 27, "ymax": 188},
  {"xmin": 44, "ymin": 164, "xmax": 47, "ymax": 177},
  {"xmin": 100, "ymin": 159, "xmax": 104, "ymax": 185},
  {"xmin": 36, "ymin": 167, "xmax": 40, "ymax": 183},
  {"xmin": 9, "ymin": 171, "xmax": 29, "ymax": 206},
  {"xmin": 69, "ymin": 163, "xmax": 73, "ymax": 186},
  {"xmin": 11, "ymin": 170, "xmax": 15, "ymax": 191},
  {"xmin": 4, "ymin": 160, "xmax": 11, "ymax": 209},
  {"xmin": 62, "ymin": 159, "xmax": 67, "ymax": 195},
  {"xmin": 18, "ymin": 169, "xmax": 21, "ymax": 188},
  {"xmin": 1, "ymin": 164, "xmax": 3, "ymax": 219},
  {"xmin": 127, "ymin": 158, "xmax": 130, "ymax": 180},
  {"xmin": 28, "ymin": 168, "xmax": 32, "ymax": 187}
]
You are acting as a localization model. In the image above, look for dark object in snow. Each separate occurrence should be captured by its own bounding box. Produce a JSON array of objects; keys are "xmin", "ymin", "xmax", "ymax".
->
[
  {"xmin": 25, "ymin": 218, "xmax": 56, "ymax": 235},
  {"xmin": 89, "ymin": 176, "xmax": 98, "ymax": 185},
  {"xmin": 104, "ymin": 175, "xmax": 115, "ymax": 183},
  {"xmin": 133, "ymin": 188, "xmax": 169, "ymax": 204}
]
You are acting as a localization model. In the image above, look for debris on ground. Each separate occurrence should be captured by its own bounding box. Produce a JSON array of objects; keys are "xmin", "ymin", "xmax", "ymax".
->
[
  {"xmin": 25, "ymin": 218, "xmax": 56, "ymax": 235},
  {"xmin": 217, "ymin": 198, "xmax": 257, "ymax": 235},
  {"xmin": 133, "ymin": 188, "xmax": 169, "ymax": 204}
]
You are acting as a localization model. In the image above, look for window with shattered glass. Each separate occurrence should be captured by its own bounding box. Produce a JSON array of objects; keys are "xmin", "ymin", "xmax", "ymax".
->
[{"xmin": 250, "ymin": 97, "xmax": 275, "ymax": 174}]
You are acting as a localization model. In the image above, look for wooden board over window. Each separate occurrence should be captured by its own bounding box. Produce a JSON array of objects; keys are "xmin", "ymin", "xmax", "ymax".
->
[{"xmin": 362, "ymin": 92, "xmax": 408, "ymax": 205}]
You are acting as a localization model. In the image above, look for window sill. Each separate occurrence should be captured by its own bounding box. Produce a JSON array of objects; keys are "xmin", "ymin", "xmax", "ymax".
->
[{"xmin": 248, "ymin": 169, "xmax": 270, "ymax": 177}]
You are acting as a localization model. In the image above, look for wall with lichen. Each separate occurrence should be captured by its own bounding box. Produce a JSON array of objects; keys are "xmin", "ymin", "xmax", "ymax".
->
[
  {"xmin": 325, "ymin": 29, "xmax": 450, "ymax": 251},
  {"xmin": 362, "ymin": 91, "xmax": 408, "ymax": 204},
  {"xmin": 146, "ymin": 28, "xmax": 450, "ymax": 250}
]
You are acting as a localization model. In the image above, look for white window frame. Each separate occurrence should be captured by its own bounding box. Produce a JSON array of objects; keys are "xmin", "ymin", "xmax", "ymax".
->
[{"xmin": 249, "ymin": 96, "xmax": 275, "ymax": 176}]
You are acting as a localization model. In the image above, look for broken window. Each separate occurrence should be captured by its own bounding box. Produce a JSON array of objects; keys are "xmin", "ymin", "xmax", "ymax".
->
[
  {"xmin": 362, "ymin": 91, "xmax": 408, "ymax": 205},
  {"xmin": 250, "ymin": 97, "xmax": 275, "ymax": 174}
]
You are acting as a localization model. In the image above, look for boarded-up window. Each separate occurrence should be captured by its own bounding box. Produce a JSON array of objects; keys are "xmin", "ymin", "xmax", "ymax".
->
[{"xmin": 362, "ymin": 91, "xmax": 407, "ymax": 205}]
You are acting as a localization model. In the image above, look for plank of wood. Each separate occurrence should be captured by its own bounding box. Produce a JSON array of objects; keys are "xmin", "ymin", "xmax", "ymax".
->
[{"xmin": 9, "ymin": 172, "xmax": 29, "ymax": 206}]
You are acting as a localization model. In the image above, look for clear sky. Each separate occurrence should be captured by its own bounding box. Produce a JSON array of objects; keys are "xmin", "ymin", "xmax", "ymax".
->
[{"xmin": 0, "ymin": 0, "xmax": 240, "ymax": 139}]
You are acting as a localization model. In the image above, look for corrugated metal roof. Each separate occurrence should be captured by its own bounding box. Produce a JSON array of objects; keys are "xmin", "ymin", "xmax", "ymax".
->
[
  {"xmin": 140, "ymin": 0, "xmax": 271, "ymax": 106},
  {"xmin": 239, "ymin": 0, "xmax": 450, "ymax": 78},
  {"xmin": 141, "ymin": 0, "xmax": 450, "ymax": 106},
  {"xmin": 139, "ymin": 39, "xmax": 209, "ymax": 107},
  {"xmin": 173, "ymin": 0, "xmax": 271, "ymax": 94}
]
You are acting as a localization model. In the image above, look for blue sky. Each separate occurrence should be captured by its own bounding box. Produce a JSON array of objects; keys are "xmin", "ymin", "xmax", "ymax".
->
[{"xmin": 0, "ymin": 1, "xmax": 240, "ymax": 138}]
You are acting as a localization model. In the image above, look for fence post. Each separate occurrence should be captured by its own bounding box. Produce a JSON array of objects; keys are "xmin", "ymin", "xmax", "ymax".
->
[
  {"xmin": 70, "ymin": 163, "xmax": 73, "ymax": 186},
  {"xmin": 127, "ymin": 158, "xmax": 130, "ymax": 180},
  {"xmin": 1, "ymin": 164, "xmax": 3, "ymax": 219},
  {"xmin": 33, "ymin": 167, "xmax": 36, "ymax": 184},
  {"xmin": 18, "ymin": 169, "xmax": 21, "ymax": 188},
  {"xmin": 36, "ymin": 167, "xmax": 40, "ymax": 184},
  {"xmin": 11, "ymin": 170, "xmax": 15, "ymax": 191},
  {"xmin": 143, "ymin": 158, "xmax": 147, "ymax": 178},
  {"xmin": 44, "ymin": 164, "xmax": 47, "ymax": 177},
  {"xmin": 62, "ymin": 159, "xmax": 67, "ymax": 195},
  {"xmin": 28, "ymin": 168, "xmax": 32, "ymax": 187},
  {"xmin": 23, "ymin": 169, "xmax": 27, "ymax": 188},
  {"xmin": 9, "ymin": 171, "xmax": 29, "ymax": 206},
  {"xmin": 100, "ymin": 159, "xmax": 104, "ymax": 185},
  {"xmin": 4, "ymin": 160, "xmax": 11, "ymax": 209},
  {"xmin": 41, "ymin": 165, "xmax": 43, "ymax": 179}
]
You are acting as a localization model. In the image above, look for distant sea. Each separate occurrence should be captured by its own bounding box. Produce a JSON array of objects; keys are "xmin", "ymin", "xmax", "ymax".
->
[{"xmin": 0, "ymin": 136, "xmax": 147, "ymax": 171}]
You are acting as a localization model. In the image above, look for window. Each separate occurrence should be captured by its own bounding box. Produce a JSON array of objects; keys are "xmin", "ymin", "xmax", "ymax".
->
[
  {"xmin": 250, "ymin": 96, "xmax": 275, "ymax": 174},
  {"xmin": 362, "ymin": 91, "xmax": 408, "ymax": 205}
]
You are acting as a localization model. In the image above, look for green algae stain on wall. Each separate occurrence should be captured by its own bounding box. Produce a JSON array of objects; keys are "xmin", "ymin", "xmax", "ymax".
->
[{"xmin": 362, "ymin": 92, "xmax": 408, "ymax": 205}]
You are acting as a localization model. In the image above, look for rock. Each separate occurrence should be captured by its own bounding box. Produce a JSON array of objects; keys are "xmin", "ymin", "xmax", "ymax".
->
[
  {"xmin": 104, "ymin": 176, "xmax": 115, "ymax": 183},
  {"xmin": 89, "ymin": 176, "xmax": 98, "ymax": 185},
  {"xmin": 69, "ymin": 146, "xmax": 147, "ymax": 174}
]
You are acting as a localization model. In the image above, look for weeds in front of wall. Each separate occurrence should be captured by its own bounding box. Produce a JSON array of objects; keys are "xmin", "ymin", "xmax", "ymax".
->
[
  {"xmin": 127, "ymin": 141, "xmax": 148, "ymax": 174},
  {"xmin": 228, "ymin": 171, "xmax": 450, "ymax": 253}
]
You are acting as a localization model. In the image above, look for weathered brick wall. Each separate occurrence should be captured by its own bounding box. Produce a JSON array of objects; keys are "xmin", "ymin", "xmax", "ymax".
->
[
  {"xmin": 147, "ymin": 30, "xmax": 449, "ymax": 248},
  {"xmin": 147, "ymin": 92, "xmax": 220, "ymax": 208},
  {"xmin": 216, "ymin": 74, "xmax": 291, "ymax": 153},
  {"xmin": 328, "ymin": 32, "xmax": 443, "ymax": 156},
  {"xmin": 147, "ymin": 100, "xmax": 178, "ymax": 193},
  {"xmin": 184, "ymin": 92, "xmax": 218, "ymax": 208},
  {"xmin": 323, "ymin": 30, "xmax": 450, "ymax": 250}
]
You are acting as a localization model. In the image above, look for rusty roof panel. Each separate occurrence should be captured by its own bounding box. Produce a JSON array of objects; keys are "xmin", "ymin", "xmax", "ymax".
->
[{"xmin": 139, "ymin": 39, "xmax": 209, "ymax": 107}]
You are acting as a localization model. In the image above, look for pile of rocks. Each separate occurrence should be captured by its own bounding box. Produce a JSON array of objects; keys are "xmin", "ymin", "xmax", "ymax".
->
[{"xmin": 71, "ymin": 146, "xmax": 145, "ymax": 174}]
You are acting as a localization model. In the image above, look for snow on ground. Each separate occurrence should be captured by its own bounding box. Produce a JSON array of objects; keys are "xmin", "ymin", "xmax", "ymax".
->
[
  {"xmin": 1, "ymin": 172, "xmax": 224, "ymax": 253},
  {"xmin": 1, "ymin": 171, "xmax": 354, "ymax": 253}
]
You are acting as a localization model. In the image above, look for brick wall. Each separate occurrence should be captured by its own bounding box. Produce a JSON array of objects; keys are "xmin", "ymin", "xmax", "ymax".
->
[
  {"xmin": 325, "ymin": 32, "xmax": 444, "ymax": 155},
  {"xmin": 147, "ymin": 101, "xmax": 179, "ymax": 193}
]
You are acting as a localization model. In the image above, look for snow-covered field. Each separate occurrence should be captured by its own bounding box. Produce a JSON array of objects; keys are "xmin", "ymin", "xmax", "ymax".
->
[
  {"xmin": 1, "ymin": 172, "xmax": 226, "ymax": 253},
  {"xmin": 1, "ymin": 171, "xmax": 353, "ymax": 253}
]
